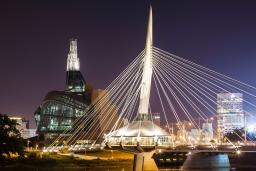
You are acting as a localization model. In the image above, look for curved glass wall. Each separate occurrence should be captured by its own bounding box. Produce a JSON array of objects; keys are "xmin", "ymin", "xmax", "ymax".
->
[{"xmin": 35, "ymin": 91, "xmax": 90, "ymax": 139}]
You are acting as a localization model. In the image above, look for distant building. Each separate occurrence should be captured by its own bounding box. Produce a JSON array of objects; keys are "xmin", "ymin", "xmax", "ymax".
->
[
  {"xmin": 175, "ymin": 121, "xmax": 213, "ymax": 144},
  {"xmin": 34, "ymin": 39, "xmax": 91, "ymax": 140},
  {"xmin": 176, "ymin": 128, "xmax": 187, "ymax": 144},
  {"xmin": 90, "ymin": 89, "xmax": 120, "ymax": 140},
  {"xmin": 9, "ymin": 116, "xmax": 37, "ymax": 139},
  {"xmin": 187, "ymin": 129, "xmax": 201, "ymax": 144},
  {"xmin": 21, "ymin": 129, "xmax": 37, "ymax": 139},
  {"xmin": 202, "ymin": 122, "xmax": 213, "ymax": 143},
  {"xmin": 217, "ymin": 93, "xmax": 244, "ymax": 134},
  {"xmin": 9, "ymin": 116, "xmax": 29, "ymax": 129}
]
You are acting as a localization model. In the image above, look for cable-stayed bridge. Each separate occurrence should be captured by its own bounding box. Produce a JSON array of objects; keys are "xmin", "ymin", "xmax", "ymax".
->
[{"xmin": 46, "ymin": 7, "xmax": 256, "ymax": 171}]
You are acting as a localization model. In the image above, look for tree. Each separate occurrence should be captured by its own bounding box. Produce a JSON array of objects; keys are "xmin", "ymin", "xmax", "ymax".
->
[{"xmin": 0, "ymin": 114, "xmax": 24, "ymax": 159}]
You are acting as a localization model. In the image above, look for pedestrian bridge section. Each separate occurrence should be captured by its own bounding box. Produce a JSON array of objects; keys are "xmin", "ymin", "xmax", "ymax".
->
[{"xmin": 46, "ymin": 7, "xmax": 256, "ymax": 171}]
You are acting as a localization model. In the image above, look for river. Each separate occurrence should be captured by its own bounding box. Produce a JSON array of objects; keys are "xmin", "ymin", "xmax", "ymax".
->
[{"xmin": 1, "ymin": 166, "xmax": 256, "ymax": 171}]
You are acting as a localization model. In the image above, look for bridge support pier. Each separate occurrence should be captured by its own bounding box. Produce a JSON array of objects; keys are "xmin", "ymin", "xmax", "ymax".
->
[
  {"xmin": 133, "ymin": 151, "xmax": 158, "ymax": 171},
  {"xmin": 182, "ymin": 152, "xmax": 230, "ymax": 170}
]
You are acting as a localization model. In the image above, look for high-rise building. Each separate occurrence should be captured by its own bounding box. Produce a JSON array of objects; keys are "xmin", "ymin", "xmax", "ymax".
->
[
  {"xmin": 34, "ymin": 39, "xmax": 91, "ymax": 140},
  {"xmin": 217, "ymin": 93, "xmax": 244, "ymax": 134},
  {"xmin": 9, "ymin": 116, "xmax": 37, "ymax": 139},
  {"xmin": 202, "ymin": 123, "xmax": 213, "ymax": 143}
]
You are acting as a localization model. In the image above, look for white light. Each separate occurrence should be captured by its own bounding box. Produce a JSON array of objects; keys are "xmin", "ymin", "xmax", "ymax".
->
[
  {"xmin": 137, "ymin": 136, "xmax": 141, "ymax": 142},
  {"xmin": 154, "ymin": 136, "xmax": 158, "ymax": 142},
  {"xmin": 247, "ymin": 124, "xmax": 255, "ymax": 133},
  {"xmin": 67, "ymin": 39, "xmax": 80, "ymax": 71},
  {"xmin": 138, "ymin": 7, "xmax": 153, "ymax": 114}
]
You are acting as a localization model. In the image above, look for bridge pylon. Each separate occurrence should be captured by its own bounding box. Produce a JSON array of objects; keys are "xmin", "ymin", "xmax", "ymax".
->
[
  {"xmin": 104, "ymin": 6, "xmax": 170, "ymax": 171},
  {"xmin": 105, "ymin": 5, "xmax": 170, "ymax": 150}
]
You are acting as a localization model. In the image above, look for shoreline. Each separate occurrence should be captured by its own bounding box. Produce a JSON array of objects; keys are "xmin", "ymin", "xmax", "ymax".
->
[{"xmin": 0, "ymin": 152, "xmax": 133, "ymax": 170}]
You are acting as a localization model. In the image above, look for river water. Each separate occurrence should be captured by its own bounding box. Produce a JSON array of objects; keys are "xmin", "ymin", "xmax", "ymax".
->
[{"xmin": 0, "ymin": 167, "xmax": 255, "ymax": 171}]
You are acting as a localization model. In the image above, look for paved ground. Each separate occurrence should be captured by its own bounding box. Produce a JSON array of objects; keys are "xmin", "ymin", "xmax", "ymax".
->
[{"xmin": 59, "ymin": 153, "xmax": 109, "ymax": 160}]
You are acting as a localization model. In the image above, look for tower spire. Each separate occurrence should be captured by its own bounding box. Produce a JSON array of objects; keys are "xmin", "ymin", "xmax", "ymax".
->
[
  {"xmin": 138, "ymin": 6, "xmax": 153, "ymax": 115},
  {"xmin": 67, "ymin": 39, "xmax": 80, "ymax": 71}
]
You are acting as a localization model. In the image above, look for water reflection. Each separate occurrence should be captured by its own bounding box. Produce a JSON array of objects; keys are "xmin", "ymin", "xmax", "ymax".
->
[
  {"xmin": 2, "ymin": 167, "xmax": 256, "ymax": 171},
  {"xmin": 0, "ymin": 167, "xmax": 132, "ymax": 171},
  {"xmin": 183, "ymin": 169, "xmax": 230, "ymax": 171},
  {"xmin": 159, "ymin": 168, "xmax": 253, "ymax": 171},
  {"xmin": 33, "ymin": 168, "xmax": 253, "ymax": 171}
]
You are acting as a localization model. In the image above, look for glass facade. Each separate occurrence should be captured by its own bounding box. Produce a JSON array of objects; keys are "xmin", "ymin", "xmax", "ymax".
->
[
  {"xmin": 34, "ymin": 39, "xmax": 92, "ymax": 140},
  {"xmin": 34, "ymin": 91, "xmax": 90, "ymax": 139},
  {"xmin": 217, "ymin": 93, "xmax": 244, "ymax": 134},
  {"xmin": 66, "ymin": 71, "xmax": 86, "ymax": 93}
]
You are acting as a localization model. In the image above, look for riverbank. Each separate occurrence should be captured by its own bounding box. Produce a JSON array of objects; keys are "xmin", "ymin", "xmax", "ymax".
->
[{"xmin": 0, "ymin": 151, "xmax": 133, "ymax": 171}]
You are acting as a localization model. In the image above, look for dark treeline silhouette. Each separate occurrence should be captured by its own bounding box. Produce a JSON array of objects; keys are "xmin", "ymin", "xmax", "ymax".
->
[{"xmin": 0, "ymin": 114, "xmax": 24, "ymax": 160}]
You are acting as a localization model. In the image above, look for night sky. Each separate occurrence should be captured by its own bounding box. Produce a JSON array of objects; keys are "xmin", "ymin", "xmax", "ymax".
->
[{"xmin": 1, "ymin": 0, "xmax": 256, "ymax": 128}]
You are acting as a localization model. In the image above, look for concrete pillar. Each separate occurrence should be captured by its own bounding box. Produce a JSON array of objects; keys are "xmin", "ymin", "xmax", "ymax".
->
[
  {"xmin": 182, "ymin": 152, "xmax": 230, "ymax": 170},
  {"xmin": 133, "ymin": 151, "xmax": 158, "ymax": 171}
]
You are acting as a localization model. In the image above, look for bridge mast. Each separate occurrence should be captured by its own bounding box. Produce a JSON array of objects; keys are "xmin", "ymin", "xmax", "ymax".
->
[
  {"xmin": 138, "ymin": 6, "xmax": 153, "ymax": 116},
  {"xmin": 105, "ymin": 5, "xmax": 170, "ymax": 151}
]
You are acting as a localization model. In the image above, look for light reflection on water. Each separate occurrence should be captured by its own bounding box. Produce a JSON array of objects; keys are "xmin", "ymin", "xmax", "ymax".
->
[
  {"xmin": 0, "ymin": 168, "xmax": 131, "ymax": 171},
  {"xmin": 2, "ymin": 167, "xmax": 256, "ymax": 171},
  {"xmin": 0, "ymin": 167, "xmax": 133, "ymax": 171},
  {"xmin": 1, "ymin": 167, "xmax": 254, "ymax": 171},
  {"xmin": 159, "ymin": 168, "xmax": 254, "ymax": 171}
]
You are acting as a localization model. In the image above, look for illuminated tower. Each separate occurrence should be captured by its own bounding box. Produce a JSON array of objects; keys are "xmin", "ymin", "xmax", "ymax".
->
[
  {"xmin": 66, "ymin": 39, "xmax": 86, "ymax": 93},
  {"xmin": 138, "ymin": 6, "xmax": 153, "ymax": 116},
  {"xmin": 67, "ymin": 39, "xmax": 80, "ymax": 71},
  {"xmin": 106, "ymin": 7, "xmax": 170, "ymax": 147},
  {"xmin": 34, "ymin": 39, "xmax": 91, "ymax": 139}
]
